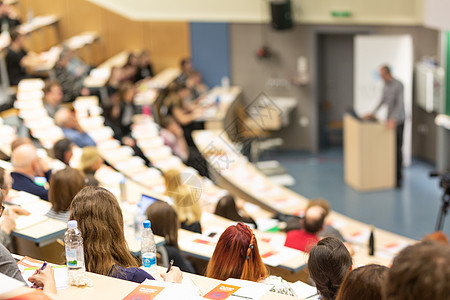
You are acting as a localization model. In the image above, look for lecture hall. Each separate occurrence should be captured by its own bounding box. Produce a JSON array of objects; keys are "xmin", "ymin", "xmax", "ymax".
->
[{"xmin": 0, "ymin": 0, "xmax": 449, "ymax": 299}]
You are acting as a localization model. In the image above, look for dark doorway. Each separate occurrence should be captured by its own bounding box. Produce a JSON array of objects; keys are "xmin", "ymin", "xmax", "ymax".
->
[{"xmin": 317, "ymin": 34, "xmax": 354, "ymax": 149}]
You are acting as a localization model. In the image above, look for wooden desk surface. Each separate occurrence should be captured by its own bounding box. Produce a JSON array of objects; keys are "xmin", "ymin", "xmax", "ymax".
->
[
  {"xmin": 193, "ymin": 129, "xmax": 417, "ymax": 267},
  {"xmin": 83, "ymin": 51, "xmax": 129, "ymax": 88},
  {"xmin": 3, "ymin": 266, "xmax": 298, "ymax": 299}
]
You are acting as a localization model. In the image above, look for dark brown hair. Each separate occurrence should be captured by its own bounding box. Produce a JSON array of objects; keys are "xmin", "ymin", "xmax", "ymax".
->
[
  {"xmin": 69, "ymin": 187, "xmax": 138, "ymax": 276},
  {"xmin": 308, "ymin": 237, "xmax": 353, "ymax": 300},
  {"xmin": 384, "ymin": 241, "xmax": 450, "ymax": 300},
  {"xmin": 49, "ymin": 167, "xmax": 85, "ymax": 213},
  {"xmin": 43, "ymin": 79, "xmax": 61, "ymax": 93},
  {"xmin": 52, "ymin": 138, "xmax": 72, "ymax": 165},
  {"xmin": 145, "ymin": 201, "xmax": 179, "ymax": 248},
  {"xmin": 214, "ymin": 195, "xmax": 253, "ymax": 224},
  {"xmin": 0, "ymin": 167, "xmax": 7, "ymax": 190},
  {"xmin": 336, "ymin": 264, "xmax": 388, "ymax": 300}
]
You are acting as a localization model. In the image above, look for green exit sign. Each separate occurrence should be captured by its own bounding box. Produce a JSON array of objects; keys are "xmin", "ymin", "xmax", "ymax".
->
[{"xmin": 331, "ymin": 11, "xmax": 352, "ymax": 18}]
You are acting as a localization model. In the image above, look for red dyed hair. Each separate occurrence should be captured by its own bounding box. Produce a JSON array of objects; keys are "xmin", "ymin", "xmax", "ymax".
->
[{"xmin": 206, "ymin": 223, "xmax": 267, "ymax": 281}]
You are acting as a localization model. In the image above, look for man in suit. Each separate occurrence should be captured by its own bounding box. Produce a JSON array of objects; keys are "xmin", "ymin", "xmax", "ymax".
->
[{"xmin": 10, "ymin": 144, "xmax": 51, "ymax": 201}]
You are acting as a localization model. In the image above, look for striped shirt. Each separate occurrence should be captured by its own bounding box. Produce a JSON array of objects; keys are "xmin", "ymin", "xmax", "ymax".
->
[{"xmin": 46, "ymin": 208, "xmax": 70, "ymax": 223}]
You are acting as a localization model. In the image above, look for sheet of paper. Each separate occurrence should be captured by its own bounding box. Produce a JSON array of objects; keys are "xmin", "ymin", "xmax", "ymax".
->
[
  {"xmin": 0, "ymin": 273, "xmax": 25, "ymax": 295},
  {"xmin": 22, "ymin": 266, "xmax": 67, "ymax": 290},
  {"xmin": 139, "ymin": 279, "xmax": 201, "ymax": 299},
  {"xmin": 18, "ymin": 257, "xmax": 68, "ymax": 290},
  {"xmin": 344, "ymin": 228, "xmax": 370, "ymax": 244},
  {"xmin": 224, "ymin": 278, "xmax": 273, "ymax": 300},
  {"xmin": 14, "ymin": 215, "xmax": 48, "ymax": 230},
  {"xmin": 260, "ymin": 246, "xmax": 299, "ymax": 267},
  {"xmin": 290, "ymin": 280, "xmax": 318, "ymax": 299}
]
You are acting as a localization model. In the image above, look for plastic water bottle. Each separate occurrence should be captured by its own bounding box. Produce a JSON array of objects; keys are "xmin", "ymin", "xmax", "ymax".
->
[
  {"xmin": 141, "ymin": 220, "xmax": 157, "ymax": 274},
  {"xmin": 65, "ymin": 220, "xmax": 86, "ymax": 281}
]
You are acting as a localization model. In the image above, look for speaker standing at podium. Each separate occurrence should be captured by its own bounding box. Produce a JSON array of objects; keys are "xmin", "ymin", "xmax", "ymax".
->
[{"xmin": 364, "ymin": 65, "xmax": 405, "ymax": 188}]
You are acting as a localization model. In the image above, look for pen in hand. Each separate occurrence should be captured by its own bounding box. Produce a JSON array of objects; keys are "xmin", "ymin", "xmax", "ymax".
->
[
  {"xmin": 166, "ymin": 259, "xmax": 174, "ymax": 273},
  {"xmin": 31, "ymin": 261, "xmax": 47, "ymax": 288}
]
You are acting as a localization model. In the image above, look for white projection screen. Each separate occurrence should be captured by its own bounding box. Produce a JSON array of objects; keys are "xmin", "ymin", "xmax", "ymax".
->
[{"xmin": 354, "ymin": 35, "xmax": 413, "ymax": 166}]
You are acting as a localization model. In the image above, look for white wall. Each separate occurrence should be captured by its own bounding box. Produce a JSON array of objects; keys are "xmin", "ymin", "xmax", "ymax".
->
[
  {"xmin": 423, "ymin": 0, "xmax": 450, "ymax": 30},
  {"xmin": 87, "ymin": 0, "xmax": 423, "ymax": 25}
]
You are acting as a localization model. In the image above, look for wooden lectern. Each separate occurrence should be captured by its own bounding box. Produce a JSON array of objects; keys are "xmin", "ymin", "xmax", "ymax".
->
[{"xmin": 344, "ymin": 114, "xmax": 396, "ymax": 191}]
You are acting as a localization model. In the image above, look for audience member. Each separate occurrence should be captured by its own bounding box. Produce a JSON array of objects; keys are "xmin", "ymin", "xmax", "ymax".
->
[
  {"xmin": 106, "ymin": 66, "xmax": 124, "ymax": 98},
  {"xmin": 0, "ymin": 168, "xmax": 29, "ymax": 248},
  {"xmin": 0, "ymin": 190, "xmax": 15, "ymax": 248},
  {"xmin": 159, "ymin": 115, "xmax": 189, "ymax": 162},
  {"xmin": 11, "ymin": 144, "xmax": 51, "ymax": 200},
  {"xmin": 206, "ymin": 223, "xmax": 296, "ymax": 296},
  {"xmin": 78, "ymin": 146, "xmax": 103, "ymax": 175},
  {"xmin": 421, "ymin": 230, "xmax": 448, "ymax": 245},
  {"xmin": 43, "ymin": 80, "xmax": 63, "ymax": 118},
  {"xmin": 0, "ymin": 1, "xmax": 21, "ymax": 30},
  {"xmin": 5, "ymin": 31, "xmax": 33, "ymax": 85},
  {"xmin": 214, "ymin": 195, "xmax": 257, "ymax": 228},
  {"xmin": 176, "ymin": 57, "xmax": 193, "ymax": 85},
  {"xmin": 54, "ymin": 107, "xmax": 96, "ymax": 148},
  {"xmin": 285, "ymin": 205, "xmax": 325, "ymax": 252},
  {"xmin": 10, "ymin": 137, "xmax": 33, "ymax": 153},
  {"xmin": 52, "ymin": 138, "xmax": 73, "ymax": 166},
  {"xmin": 69, "ymin": 186, "xmax": 183, "ymax": 283},
  {"xmin": 1, "ymin": 209, "xmax": 56, "ymax": 294},
  {"xmin": 135, "ymin": 50, "xmax": 154, "ymax": 81},
  {"xmin": 335, "ymin": 264, "xmax": 387, "ymax": 300},
  {"xmin": 164, "ymin": 169, "xmax": 202, "ymax": 234},
  {"xmin": 286, "ymin": 198, "xmax": 345, "ymax": 241},
  {"xmin": 46, "ymin": 167, "xmax": 85, "ymax": 223},
  {"xmin": 109, "ymin": 82, "xmax": 137, "ymax": 142},
  {"xmin": 54, "ymin": 49, "xmax": 89, "ymax": 102},
  {"xmin": 186, "ymin": 71, "xmax": 208, "ymax": 102},
  {"xmin": 384, "ymin": 241, "xmax": 450, "ymax": 300},
  {"xmin": 145, "ymin": 201, "xmax": 196, "ymax": 273},
  {"xmin": 0, "ymin": 242, "xmax": 24, "ymax": 282},
  {"xmin": 308, "ymin": 237, "xmax": 352, "ymax": 300},
  {"xmin": 122, "ymin": 53, "xmax": 139, "ymax": 82}
]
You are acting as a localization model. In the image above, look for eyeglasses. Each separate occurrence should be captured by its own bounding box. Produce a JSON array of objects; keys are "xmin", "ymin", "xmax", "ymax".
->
[{"xmin": 0, "ymin": 205, "xmax": 4, "ymax": 217}]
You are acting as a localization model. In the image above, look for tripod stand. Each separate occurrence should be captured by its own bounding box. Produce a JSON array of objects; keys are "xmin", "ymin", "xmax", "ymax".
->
[
  {"xmin": 434, "ymin": 173, "xmax": 450, "ymax": 231},
  {"xmin": 435, "ymin": 188, "xmax": 449, "ymax": 231}
]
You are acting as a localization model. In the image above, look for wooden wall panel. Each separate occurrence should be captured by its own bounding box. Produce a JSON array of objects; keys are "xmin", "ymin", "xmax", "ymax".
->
[
  {"xmin": 103, "ymin": 11, "xmax": 145, "ymax": 59},
  {"xmin": 19, "ymin": 0, "xmax": 190, "ymax": 69},
  {"xmin": 19, "ymin": 0, "xmax": 65, "ymax": 19},
  {"xmin": 144, "ymin": 21, "xmax": 190, "ymax": 73}
]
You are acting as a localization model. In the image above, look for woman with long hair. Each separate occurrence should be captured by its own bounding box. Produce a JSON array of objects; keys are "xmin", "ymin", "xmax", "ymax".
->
[
  {"xmin": 206, "ymin": 223, "xmax": 296, "ymax": 296},
  {"xmin": 69, "ymin": 186, "xmax": 182, "ymax": 283},
  {"xmin": 145, "ymin": 201, "xmax": 196, "ymax": 273},
  {"xmin": 163, "ymin": 169, "xmax": 202, "ymax": 234},
  {"xmin": 46, "ymin": 167, "xmax": 85, "ymax": 222},
  {"xmin": 308, "ymin": 237, "xmax": 353, "ymax": 300}
]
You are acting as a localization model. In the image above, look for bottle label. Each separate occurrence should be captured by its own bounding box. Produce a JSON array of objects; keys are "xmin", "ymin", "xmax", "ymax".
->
[
  {"xmin": 142, "ymin": 253, "xmax": 156, "ymax": 268},
  {"xmin": 66, "ymin": 247, "xmax": 84, "ymax": 268},
  {"xmin": 66, "ymin": 248, "xmax": 78, "ymax": 267}
]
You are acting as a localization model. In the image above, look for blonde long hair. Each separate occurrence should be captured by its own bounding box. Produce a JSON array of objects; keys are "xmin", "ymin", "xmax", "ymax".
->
[
  {"xmin": 163, "ymin": 169, "xmax": 202, "ymax": 225},
  {"xmin": 69, "ymin": 186, "xmax": 138, "ymax": 275}
]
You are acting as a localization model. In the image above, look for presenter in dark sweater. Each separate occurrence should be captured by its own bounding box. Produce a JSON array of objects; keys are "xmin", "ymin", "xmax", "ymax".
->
[
  {"xmin": 364, "ymin": 65, "xmax": 405, "ymax": 187},
  {"xmin": 10, "ymin": 144, "xmax": 51, "ymax": 201}
]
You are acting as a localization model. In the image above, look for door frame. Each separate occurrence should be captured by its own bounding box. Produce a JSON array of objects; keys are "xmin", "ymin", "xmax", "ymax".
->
[{"xmin": 310, "ymin": 26, "xmax": 372, "ymax": 152}]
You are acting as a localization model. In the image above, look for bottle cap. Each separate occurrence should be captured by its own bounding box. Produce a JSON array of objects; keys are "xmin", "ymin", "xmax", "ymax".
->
[
  {"xmin": 143, "ymin": 220, "xmax": 151, "ymax": 229},
  {"xmin": 68, "ymin": 220, "xmax": 77, "ymax": 229}
]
